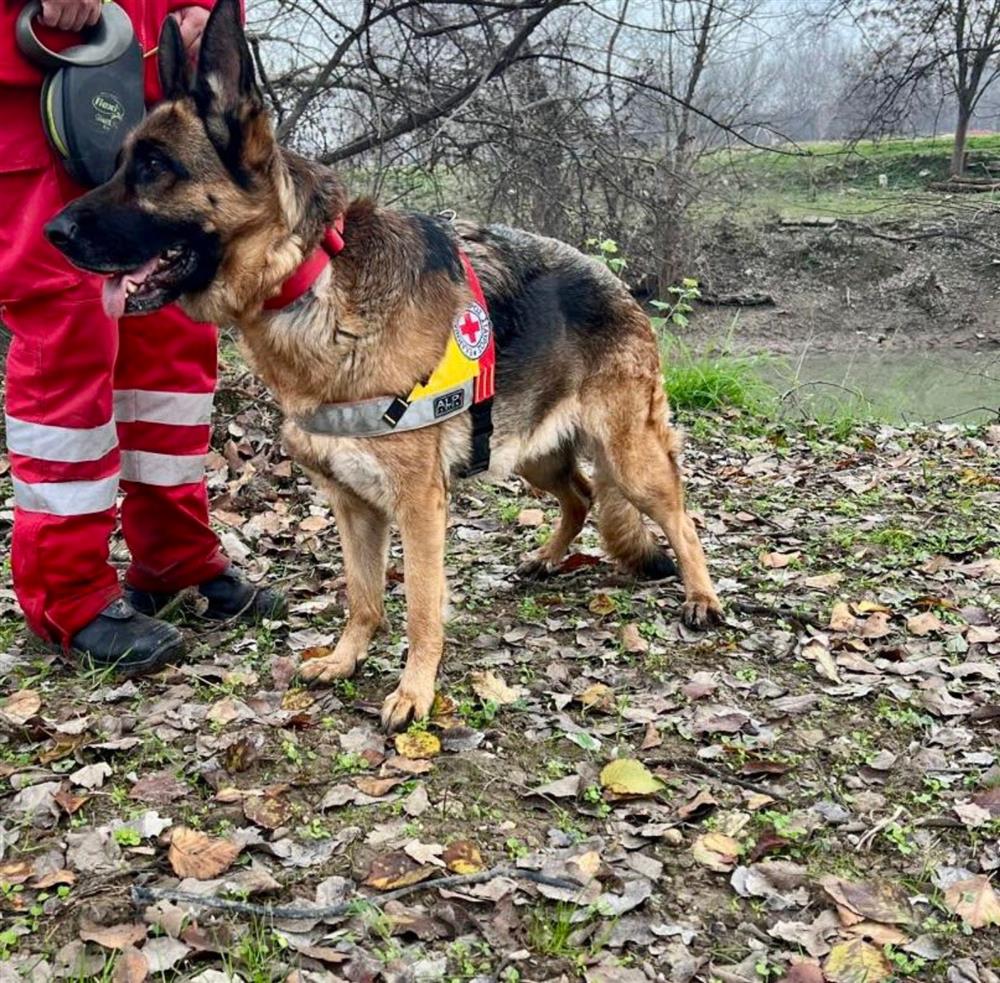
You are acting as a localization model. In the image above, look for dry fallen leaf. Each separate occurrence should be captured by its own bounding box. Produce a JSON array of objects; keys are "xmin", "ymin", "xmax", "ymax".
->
[
  {"xmin": 779, "ymin": 962, "xmax": 825, "ymax": 983},
  {"xmin": 355, "ymin": 776, "xmax": 404, "ymax": 797},
  {"xmin": 2, "ymin": 689, "xmax": 41, "ymax": 725},
  {"xmin": 599, "ymin": 758, "xmax": 664, "ymax": 798},
  {"xmin": 803, "ymin": 572, "xmax": 843, "ymax": 590},
  {"xmin": 242, "ymin": 793, "xmax": 293, "ymax": 830},
  {"xmin": 620, "ymin": 624, "xmax": 649, "ymax": 653},
  {"xmin": 384, "ymin": 755, "xmax": 434, "ymax": 775},
  {"xmin": 588, "ymin": 592, "xmax": 616, "ymax": 616},
  {"xmin": 469, "ymin": 670, "xmax": 525, "ymax": 706},
  {"xmin": 53, "ymin": 788, "xmax": 89, "ymax": 815},
  {"xmin": 578, "ymin": 682, "xmax": 616, "ymax": 712},
  {"xmin": 443, "ymin": 840, "xmax": 484, "ymax": 875},
  {"xmin": 691, "ymin": 833, "xmax": 741, "ymax": 872},
  {"xmin": 971, "ymin": 786, "xmax": 1000, "ymax": 817},
  {"xmin": 823, "ymin": 940, "xmax": 891, "ymax": 983},
  {"xmin": 111, "ymin": 945, "xmax": 148, "ymax": 983},
  {"xmin": 78, "ymin": 920, "xmax": 147, "ymax": 950},
  {"xmin": 819, "ymin": 876, "xmax": 914, "ymax": 925},
  {"xmin": 761, "ymin": 550, "xmax": 800, "ymax": 569},
  {"xmin": 365, "ymin": 850, "xmax": 436, "ymax": 891},
  {"xmin": 0, "ymin": 860, "xmax": 32, "ymax": 884},
  {"xmin": 944, "ymin": 875, "xmax": 1000, "ymax": 929},
  {"xmin": 855, "ymin": 600, "xmax": 890, "ymax": 614},
  {"xmin": 517, "ymin": 508, "xmax": 545, "ymax": 526},
  {"xmin": 829, "ymin": 602, "xmax": 857, "ymax": 632},
  {"xmin": 967, "ymin": 624, "xmax": 999, "ymax": 645},
  {"xmin": 32, "ymin": 869, "xmax": 75, "ymax": 890},
  {"xmin": 129, "ymin": 770, "xmax": 189, "ymax": 805},
  {"xmin": 907, "ymin": 611, "xmax": 944, "ymax": 636},
  {"xmin": 168, "ymin": 827, "xmax": 241, "ymax": 880},
  {"xmin": 403, "ymin": 840, "xmax": 445, "ymax": 867},
  {"xmin": 801, "ymin": 640, "xmax": 841, "ymax": 684},
  {"xmin": 857, "ymin": 611, "xmax": 891, "ymax": 638},
  {"xmin": 141, "ymin": 936, "xmax": 191, "ymax": 974},
  {"xmin": 394, "ymin": 731, "xmax": 441, "ymax": 759}
]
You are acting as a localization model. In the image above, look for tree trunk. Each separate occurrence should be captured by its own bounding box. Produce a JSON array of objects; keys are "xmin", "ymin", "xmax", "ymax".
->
[{"xmin": 951, "ymin": 104, "xmax": 972, "ymax": 177}]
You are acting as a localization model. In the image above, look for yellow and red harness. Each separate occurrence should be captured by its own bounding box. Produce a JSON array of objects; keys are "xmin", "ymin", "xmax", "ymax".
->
[{"xmin": 263, "ymin": 217, "xmax": 495, "ymax": 475}]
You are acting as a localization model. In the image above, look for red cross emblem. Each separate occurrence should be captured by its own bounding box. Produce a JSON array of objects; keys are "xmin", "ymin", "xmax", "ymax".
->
[
  {"xmin": 459, "ymin": 312, "xmax": 480, "ymax": 344},
  {"xmin": 453, "ymin": 303, "xmax": 491, "ymax": 359}
]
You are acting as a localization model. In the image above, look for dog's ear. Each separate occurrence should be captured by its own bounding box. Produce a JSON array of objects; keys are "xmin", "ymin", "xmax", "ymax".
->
[
  {"xmin": 193, "ymin": 0, "xmax": 267, "ymax": 185},
  {"xmin": 157, "ymin": 16, "xmax": 190, "ymax": 101}
]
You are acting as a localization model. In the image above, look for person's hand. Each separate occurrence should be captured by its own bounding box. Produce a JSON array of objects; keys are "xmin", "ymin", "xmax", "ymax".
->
[
  {"xmin": 170, "ymin": 6, "xmax": 210, "ymax": 64},
  {"xmin": 39, "ymin": 0, "xmax": 101, "ymax": 32}
]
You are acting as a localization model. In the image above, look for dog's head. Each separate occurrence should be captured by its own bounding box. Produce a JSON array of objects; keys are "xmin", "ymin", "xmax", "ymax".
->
[{"xmin": 45, "ymin": 0, "xmax": 337, "ymax": 321}]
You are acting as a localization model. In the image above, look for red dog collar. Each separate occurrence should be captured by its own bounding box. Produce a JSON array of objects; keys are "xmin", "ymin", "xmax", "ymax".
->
[{"xmin": 263, "ymin": 215, "xmax": 345, "ymax": 311}]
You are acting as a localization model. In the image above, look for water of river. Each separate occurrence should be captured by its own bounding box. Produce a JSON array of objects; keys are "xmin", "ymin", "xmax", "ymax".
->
[{"xmin": 762, "ymin": 349, "xmax": 999, "ymax": 424}]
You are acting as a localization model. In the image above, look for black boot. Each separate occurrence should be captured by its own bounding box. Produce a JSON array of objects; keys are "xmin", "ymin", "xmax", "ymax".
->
[
  {"xmin": 126, "ymin": 566, "xmax": 287, "ymax": 624},
  {"xmin": 70, "ymin": 599, "xmax": 185, "ymax": 678}
]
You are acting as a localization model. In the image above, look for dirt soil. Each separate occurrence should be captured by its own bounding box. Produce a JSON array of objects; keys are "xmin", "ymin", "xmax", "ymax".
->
[
  {"xmin": 1, "ymin": 385, "xmax": 999, "ymax": 982},
  {"xmin": 688, "ymin": 213, "xmax": 1000, "ymax": 355}
]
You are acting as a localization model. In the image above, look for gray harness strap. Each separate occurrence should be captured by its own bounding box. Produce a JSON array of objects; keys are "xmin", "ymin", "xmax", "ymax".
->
[{"xmin": 295, "ymin": 380, "xmax": 474, "ymax": 438}]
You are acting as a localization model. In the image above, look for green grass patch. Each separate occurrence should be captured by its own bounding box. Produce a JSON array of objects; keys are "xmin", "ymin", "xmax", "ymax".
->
[
  {"xmin": 713, "ymin": 134, "xmax": 1000, "ymax": 190},
  {"xmin": 661, "ymin": 334, "xmax": 777, "ymax": 413}
]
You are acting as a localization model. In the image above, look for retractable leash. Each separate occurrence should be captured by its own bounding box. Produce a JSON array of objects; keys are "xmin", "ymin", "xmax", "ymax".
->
[{"xmin": 16, "ymin": 0, "xmax": 144, "ymax": 186}]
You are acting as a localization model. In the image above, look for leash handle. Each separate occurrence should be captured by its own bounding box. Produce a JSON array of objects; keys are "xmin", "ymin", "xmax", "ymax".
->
[{"xmin": 16, "ymin": 0, "xmax": 134, "ymax": 70}]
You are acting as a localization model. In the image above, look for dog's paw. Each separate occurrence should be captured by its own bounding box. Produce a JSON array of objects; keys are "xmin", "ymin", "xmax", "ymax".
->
[
  {"xmin": 681, "ymin": 593, "xmax": 724, "ymax": 629},
  {"xmin": 381, "ymin": 681, "xmax": 436, "ymax": 732},
  {"xmin": 299, "ymin": 652, "xmax": 357, "ymax": 685},
  {"xmin": 517, "ymin": 551, "xmax": 559, "ymax": 580}
]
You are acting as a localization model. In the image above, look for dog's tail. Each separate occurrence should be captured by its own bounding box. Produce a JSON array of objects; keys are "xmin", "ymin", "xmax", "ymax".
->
[{"xmin": 595, "ymin": 478, "xmax": 677, "ymax": 580}]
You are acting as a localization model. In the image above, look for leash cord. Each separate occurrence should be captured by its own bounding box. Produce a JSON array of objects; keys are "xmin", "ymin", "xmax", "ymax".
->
[{"xmin": 131, "ymin": 866, "xmax": 582, "ymax": 920}]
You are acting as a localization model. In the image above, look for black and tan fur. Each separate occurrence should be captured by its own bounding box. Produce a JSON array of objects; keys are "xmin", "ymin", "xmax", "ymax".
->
[{"xmin": 47, "ymin": 0, "xmax": 722, "ymax": 729}]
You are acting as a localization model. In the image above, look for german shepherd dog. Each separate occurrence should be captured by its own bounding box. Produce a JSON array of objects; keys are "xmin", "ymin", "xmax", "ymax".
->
[{"xmin": 46, "ymin": 0, "xmax": 722, "ymax": 729}]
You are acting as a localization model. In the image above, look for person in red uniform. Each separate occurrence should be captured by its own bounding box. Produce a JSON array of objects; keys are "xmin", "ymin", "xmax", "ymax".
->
[{"xmin": 0, "ymin": 0, "xmax": 284, "ymax": 675}]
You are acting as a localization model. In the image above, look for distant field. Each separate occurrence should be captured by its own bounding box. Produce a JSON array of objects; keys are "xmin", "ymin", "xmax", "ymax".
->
[{"xmin": 702, "ymin": 134, "xmax": 1000, "ymax": 222}]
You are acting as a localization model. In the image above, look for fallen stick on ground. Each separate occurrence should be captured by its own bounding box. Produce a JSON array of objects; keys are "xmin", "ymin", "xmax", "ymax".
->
[
  {"xmin": 729, "ymin": 598, "xmax": 824, "ymax": 631},
  {"xmin": 674, "ymin": 756, "xmax": 792, "ymax": 803},
  {"xmin": 132, "ymin": 866, "xmax": 583, "ymax": 920}
]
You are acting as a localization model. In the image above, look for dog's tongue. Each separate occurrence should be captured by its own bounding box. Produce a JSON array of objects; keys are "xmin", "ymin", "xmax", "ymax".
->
[{"xmin": 101, "ymin": 256, "xmax": 160, "ymax": 319}]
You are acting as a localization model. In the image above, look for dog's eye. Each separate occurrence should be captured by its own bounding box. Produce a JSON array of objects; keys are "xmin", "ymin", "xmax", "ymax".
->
[{"xmin": 136, "ymin": 154, "xmax": 167, "ymax": 183}]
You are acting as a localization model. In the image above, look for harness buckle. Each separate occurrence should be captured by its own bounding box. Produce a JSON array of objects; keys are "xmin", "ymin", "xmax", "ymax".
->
[{"xmin": 381, "ymin": 397, "xmax": 410, "ymax": 428}]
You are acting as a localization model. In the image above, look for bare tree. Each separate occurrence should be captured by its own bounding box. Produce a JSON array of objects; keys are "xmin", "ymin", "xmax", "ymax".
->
[
  {"xmin": 843, "ymin": 0, "xmax": 1000, "ymax": 174},
  {"xmin": 246, "ymin": 0, "xmax": 809, "ymax": 288}
]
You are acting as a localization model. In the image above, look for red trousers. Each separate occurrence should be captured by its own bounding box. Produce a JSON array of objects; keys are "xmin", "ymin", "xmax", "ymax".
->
[{"xmin": 1, "ymin": 157, "xmax": 228, "ymax": 645}]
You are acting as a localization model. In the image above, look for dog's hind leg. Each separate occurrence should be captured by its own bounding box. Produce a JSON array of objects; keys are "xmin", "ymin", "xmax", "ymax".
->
[
  {"xmin": 594, "ymin": 465, "xmax": 677, "ymax": 580},
  {"xmin": 516, "ymin": 451, "xmax": 593, "ymax": 578},
  {"xmin": 381, "ymin": 473, "xmax": 448, "ymax": 731},
  {"xmin": 300, "ymin": 485, "xmax": 389, "ymax": 684},
  {"xmin": 591, "ymin": 385, "xmax": 721, "ymax": 628}
]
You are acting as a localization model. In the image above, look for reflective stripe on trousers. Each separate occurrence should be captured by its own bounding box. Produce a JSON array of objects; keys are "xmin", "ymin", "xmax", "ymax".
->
[
  {"xmin": 5, "ymin": 414, "xmax": 117, "ymax": 462},
  {"xmin": 113, "ymin": 389, "xmax": 214, "ymax": 426},
  {"xmin": 7, "ymin": 389, "xmax": 211, "ymax": 513},
  {"xmin": 10, "ymin": 474, "xmax": 119, "ymax": 516},
  {"xmin": 119, "ymin": 449, "xmax": 204, "ymax": 486}
]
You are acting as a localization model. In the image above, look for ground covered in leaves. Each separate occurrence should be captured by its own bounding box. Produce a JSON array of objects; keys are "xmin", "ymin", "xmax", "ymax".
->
[{"xmin": 0, "ymin": 399, "xmax": 998, "ymax": 983}]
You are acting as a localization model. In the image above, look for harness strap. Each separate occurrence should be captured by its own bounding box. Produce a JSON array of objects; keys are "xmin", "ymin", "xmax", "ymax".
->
[
  {"xmin": 298, "ymin": 379, "xmax": 477, "ymax": 438},
  {"xmin": 458, "ymin": 248, "xmax": 494, "ymax": 476},
  {"xmin": 275, "ymin": 218, "xmax": 495, "ymax": 474}
]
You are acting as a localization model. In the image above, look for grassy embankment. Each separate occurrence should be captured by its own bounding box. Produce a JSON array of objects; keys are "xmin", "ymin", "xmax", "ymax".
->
[{"xmin": 703, "ymin": 133, "xmax": 1000, "ymax": 223}]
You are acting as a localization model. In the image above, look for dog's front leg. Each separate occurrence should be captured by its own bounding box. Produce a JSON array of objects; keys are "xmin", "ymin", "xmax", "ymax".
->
[
  {"xmin": 381, "ymin": 476, "xmax": 448, "ymax": 731},
  {"xmin": 301, "ymin": 486, "xmax": 390, "ymax": 684}
]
